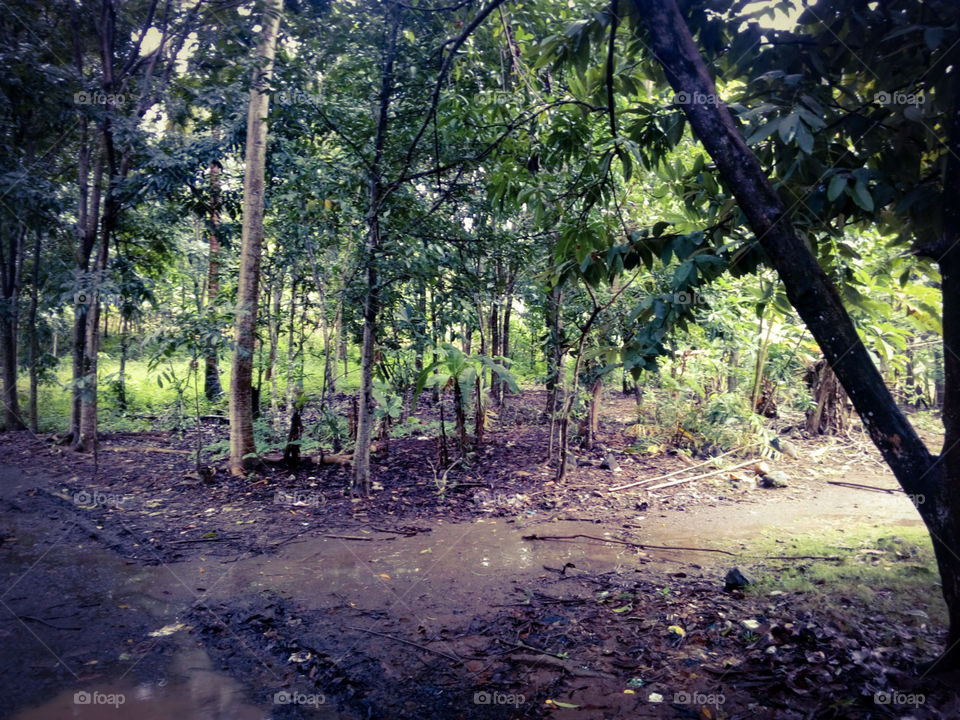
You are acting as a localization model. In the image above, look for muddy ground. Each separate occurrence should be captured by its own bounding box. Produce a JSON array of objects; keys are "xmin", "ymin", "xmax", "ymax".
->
[{"xmin": 1, "ymin": 390, "xmax": 958, "ymax": 718}]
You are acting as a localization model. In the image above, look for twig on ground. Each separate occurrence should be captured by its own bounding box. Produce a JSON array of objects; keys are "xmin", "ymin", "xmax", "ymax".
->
[
  {"xmin": 608, "ymin": 448, "xmax": 740, "ymax": 492},
  {"xmin": 522, "ymin": 533, "xmax": 737, "ymax": 556},
  {"xmin": 347, "ymin": 625, "xmax": 460, "ymax": 663}
]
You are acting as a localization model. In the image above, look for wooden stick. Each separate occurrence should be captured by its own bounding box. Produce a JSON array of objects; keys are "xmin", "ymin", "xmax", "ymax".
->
[
  {"xmin": 607, "ymin": 448, "xmax": 740, "ymax": 492},
  {"xmin": 646, "ymin": 459, "xmax": 757, "ymax": 491},
  {"xmin": 826, "ymin": 480, "xmax": 900, "ymax": 494},
  {"xmin": 522, "ymin": 533, "xmax": 736, "ymax": 556}
]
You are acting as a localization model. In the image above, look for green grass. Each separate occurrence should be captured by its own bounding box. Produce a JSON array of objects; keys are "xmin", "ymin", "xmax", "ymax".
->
[
  {"xmin": 19, "ymin": 339, "xmax": 369, "ymax": 434},
  {"xmin": 745, "ymin": 524, "xmax": 946, "ymax": 645}
]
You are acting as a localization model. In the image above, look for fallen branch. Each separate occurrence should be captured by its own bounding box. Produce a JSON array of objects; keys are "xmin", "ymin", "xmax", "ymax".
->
[
  {"xmin": 826, "ymin": 480, "xmax": 901, "ymax": 494},
  {"xmin": 522, "ymin": 533, "xmax": 736, "ymax": 556},
  {"xmin": 645, "ymin": 459, "xmax": 758, "ymax": 491},
  {"xmin": 13, "ymin": 615, "xmax": 82, "ymax": 631},
  {"xmin": 347, "ymin": 626, "xmax": 460, "ymax": 663},
  {"xmin": 608, "ymin": 448, "xmax": 740, "ymax": 492}
]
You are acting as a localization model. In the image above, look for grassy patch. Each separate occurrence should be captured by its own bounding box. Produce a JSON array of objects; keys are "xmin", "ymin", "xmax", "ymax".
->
[{"xmin": 746, "ymin": 524, "xmax": 945, "ymax": 650}]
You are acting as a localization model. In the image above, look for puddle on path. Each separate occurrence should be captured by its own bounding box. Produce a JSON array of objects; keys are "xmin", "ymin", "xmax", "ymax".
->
[
  {"xmin": 187, "ymin": 519, "xmax": 639, "ymax": 612},
  {"xmin": 12, "ymin": 646, "xmax": 269, "ymax": 720}
]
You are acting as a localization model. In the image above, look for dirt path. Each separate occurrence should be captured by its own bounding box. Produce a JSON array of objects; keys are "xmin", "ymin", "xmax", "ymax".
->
[{"xmin": 1, "ymin": 447, "xmax": 944, "ymax": 719}]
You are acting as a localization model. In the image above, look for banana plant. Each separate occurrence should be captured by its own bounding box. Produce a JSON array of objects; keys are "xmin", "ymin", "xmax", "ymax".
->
[{"xmin": 412, "ymin": 343, "xmax": 518, "ymax": 455}]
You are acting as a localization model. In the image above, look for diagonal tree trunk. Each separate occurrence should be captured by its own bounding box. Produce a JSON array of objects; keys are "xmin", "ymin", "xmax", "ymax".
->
[
  {"xmin": 228, "ymin": 0, "xmax": 282, "ymax": 475},
  {"xmin": 632, "ymin": 0, "xmax": 960, "ymax": 666}
]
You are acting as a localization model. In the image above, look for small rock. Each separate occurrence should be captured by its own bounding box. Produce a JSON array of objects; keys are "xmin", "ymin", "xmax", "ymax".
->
[
  {"xmin": 759, "ymin": 471, "xmax": 789, "ymax": 488},
  {"xmin": 648, "ymin": 693, "xmax": 663, "ymax": 703},
  {"xmin": 724, "ymin": 567, "xmax": 756, "ymax": 591},
  {"xmin": 780, "ymin": 439, "xmax": 800, "ymax": 459},
  {"xmin": 740, "ymin": 619, "xmax": 761, "ymax": 631},
  {"xmin": 600, "ymin": 453, "xmax": 621, "ymax": 471}
]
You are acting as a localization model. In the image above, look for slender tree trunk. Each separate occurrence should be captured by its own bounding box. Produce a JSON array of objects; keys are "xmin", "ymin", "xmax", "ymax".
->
[
  {"xmin": 304, "ymin": 237, "xmax": 334, "ymax": 398},
  {"xmin": 584, "ymin": 375, "xmax": 603, "ymax": 450},
  {"xmin": 354, "ymin": 0, "xmax": 400, "ymax": 495},
  {"xmin": 267, "ymin": 274, "xmax": 282, "ymax": 421},
  {"xmin": 0, "ymin": 226, "xmax": 25, "ymax": 431},
  {"xmin": 489, "ymin": 301, "xmax": 500, "ymax": 405},
  {"xmin": 228, "ymin": 0, "xmax": 282, "ymax": 475},
  {"xmin": 727, "ymin": 348, "xmax": 740, "ymax": 393},
  {"xmin": 117, "ymin": 314, "xmax": 128, "ymax": 411},
  {"xmin": 285, "ymin": 276, "xmax": 298, "ymax": 422},
  {"xmin": 70, "ymin": 147, "xmax": 102, "ymax": 442},
  {"xmin": 27, "ymin": 232, "xmax": 41, "ymax": 433},
  {"xmin": 544, "ymin": 284, "xmax": 563, "ymax": 417},
  {"xmin": 500, "ymin": 286, "xmax": 512, "ymax": 403},
  {"xmin": 204, "ymin": 157, "xmax": 224, "ymax": 400}
]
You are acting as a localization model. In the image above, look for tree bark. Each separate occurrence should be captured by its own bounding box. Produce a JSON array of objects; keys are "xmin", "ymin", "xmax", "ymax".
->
[
  {"xmin": 544, "ymin": 284, "xmax": 563, "ymax": 417},
  {"xmin": 204, "ymin": 157, "xmax": 224, "ymax": 400},
  {"xmin": 633, "ymin": 0, "xmax": 960, "ymax": 665},
  {"xmin": 0, "ymin": 225, "xmax": 25, "ymax": 431},
  {"xmin": 27, "ymin": 232, "xmax": 41, "ymax": 433},
  {"xmin": 354, "ymin": 0, "xmax": 400, "ymax": 495},
  {"xmin": 228, "ymin": 0, "xmax": 282, "ymax": 475}
]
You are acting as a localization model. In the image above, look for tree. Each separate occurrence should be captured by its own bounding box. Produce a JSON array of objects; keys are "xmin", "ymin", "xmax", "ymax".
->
[
  {"xmin": 229, "ymin": 0, "xmax": 283, "ymax": 476},
  {"xmin": 630, "ymin": 0, "xmax": 960, "ymax": 668}
]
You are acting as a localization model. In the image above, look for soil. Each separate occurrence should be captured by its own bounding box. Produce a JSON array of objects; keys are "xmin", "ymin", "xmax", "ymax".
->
[{"xmin": 1, "ymin": 390, "xmax": 957, "ymax": 719}]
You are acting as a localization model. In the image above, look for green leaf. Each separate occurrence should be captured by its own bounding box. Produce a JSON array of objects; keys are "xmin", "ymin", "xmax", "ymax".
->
[
  {"xmin": 795, "ymin": 121, "xmax": 813, "ymax": 154},
  {"xmin": 827, "ymin": 174, "xmax": 847, "ymax": 202},
  {"xmin": 745, "ymin": 117, "xmax": 781, "ymax": 145},
  {"xmin": 850, "ymin": 180, "xmax": 875, "ymax": 212}
]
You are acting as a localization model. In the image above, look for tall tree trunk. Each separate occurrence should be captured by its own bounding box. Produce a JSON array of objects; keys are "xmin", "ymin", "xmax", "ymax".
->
[
  {"xmin": 489, "ymin": 301, "xmax": 500, "ymax": 405},
  {"xmin": 544, "ymin": 284, "xmax": 563, "ymax": 417},
  {"xmin": 76, "ymin": 191, "xmax": 113, "ymax": 452},
  {"xmin": 117, "ymin": 314, "xmax": 128, "ymax": 411},
  {"xmin": 266, "ymin": 274, "xmax": 282, "ymax": 421},
  {"xmin": 500, "ymin": 284, "xmax": 512, "ymax": 403},
  {"xmin": 228, "ymin": 0, "xmax": 282, "ymax": 475},
  {"xmin": 70, "ymin": 147, "xmax": 103, "ymax": 442},
  {"xmin": 0, "ymin": 225, "xmax": 26, "ymax": 431},
  {"xmin": 27, "ymin": 232, "xmax": 41, "ymax": 433},
  {"xmin": 204, "ymin": 157, "xmax": 224, "ymax": 400},
  {"xmin": 304, "ymin": 237, "xmax": 334, "ymax": 399},
  {"xmin": 354, "ymin": 0, "xmax": 400, "ymax": 495},
  {"xmin": 285, "ymin": 276, "xmax": 298, "ymax": 422},
  {"xmin": 634, "ymin": 0, "xmax": 960, "ymax": 665},
  {"xmin": 584, "ymin": 375, "xmax": 603, "ymax": 450}
]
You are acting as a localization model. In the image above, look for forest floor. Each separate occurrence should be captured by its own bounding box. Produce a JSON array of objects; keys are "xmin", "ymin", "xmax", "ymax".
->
[{"xmin": 1, "ymin": 389, "xmax": 958, "ymax": 719}]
